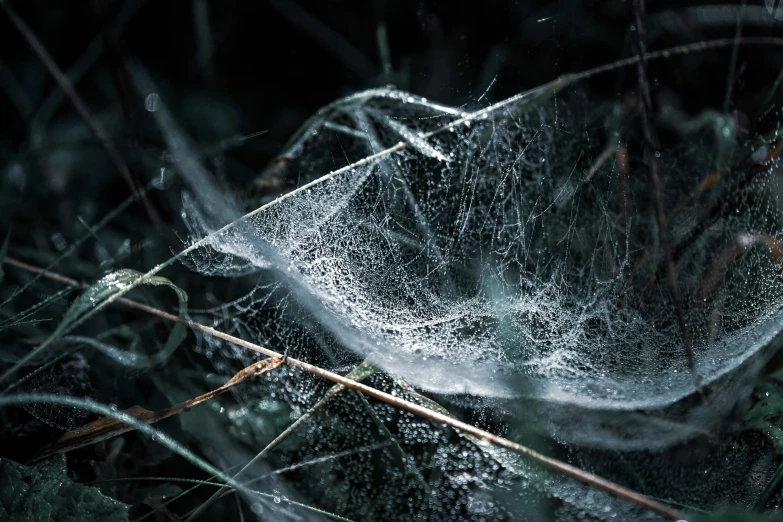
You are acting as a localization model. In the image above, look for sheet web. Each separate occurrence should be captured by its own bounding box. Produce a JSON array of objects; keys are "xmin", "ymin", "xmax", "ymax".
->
[{"xmin": 179, "ymin": 77, "xmax": 783, "ymax": 519}]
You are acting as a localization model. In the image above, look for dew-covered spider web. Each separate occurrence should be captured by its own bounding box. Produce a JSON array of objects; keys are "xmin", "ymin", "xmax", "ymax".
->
[
  {"xmin": 87, "ymin": 46, "xmax": 777, "ymax": 520},
  {"xmin": 180, "ymin": 69, "xmax": 783, "ymax": 450}
]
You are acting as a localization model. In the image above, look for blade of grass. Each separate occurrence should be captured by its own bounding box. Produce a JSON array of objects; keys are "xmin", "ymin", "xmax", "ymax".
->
[
  {"xmin": 0, "ymin": 180, "xmax": 152, "ymax": 312},
  {"xmin": 93, "ymin": 475, "xmax": 357, "ymax": 521},
  {"xmin": 260, "ymin": 441, "xmax": 391, "ymax": 479},
  {"xmin": 0, "ymin": 265, "xmax": 188, "ymax": 385},
  {"xmin": 133, "ymin": 465, "xmax": 246, "ymax": 522},
  {"xmin": 0, "ymin": 394, "xmax": 290, "ymax": 512}
]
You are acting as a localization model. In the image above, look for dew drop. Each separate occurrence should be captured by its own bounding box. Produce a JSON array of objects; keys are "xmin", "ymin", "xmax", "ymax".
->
[{"xmin": 145, "ymin": 92, "xmax": 161, "ymax": 112}]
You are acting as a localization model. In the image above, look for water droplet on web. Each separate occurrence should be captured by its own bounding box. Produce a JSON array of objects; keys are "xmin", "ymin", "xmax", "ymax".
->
[
  {"xmin": 50, "ymin": 233, "xmax": 67, "ymax": 251},
  {"xmin": 144, "ymin": 92, "xmax": 160, "ymax": 112}
]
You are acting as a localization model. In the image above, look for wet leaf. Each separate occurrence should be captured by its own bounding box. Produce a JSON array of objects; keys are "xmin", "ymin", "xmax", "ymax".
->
[{"xmin": 0, "ymin": 455, "xmax": 129, "ymax": 522}]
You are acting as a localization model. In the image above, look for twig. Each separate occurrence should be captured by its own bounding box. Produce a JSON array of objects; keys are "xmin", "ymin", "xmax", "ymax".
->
[
  {"xmin": 1, "ymin": 255, "xmax": 685, "ymax": 520},
  {"xmin": 632, "ymin": 0, "xmax": 700, "ymax": 391}
]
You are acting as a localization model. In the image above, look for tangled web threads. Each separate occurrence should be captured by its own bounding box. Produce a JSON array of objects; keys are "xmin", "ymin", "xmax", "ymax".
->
[{"xmin": 183, "ymin": 81, "xmax": 783, "ymax": 449}]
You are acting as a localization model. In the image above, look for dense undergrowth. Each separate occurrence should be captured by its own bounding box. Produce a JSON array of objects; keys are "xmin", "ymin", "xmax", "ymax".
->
[{"xmin": 3, "ymin": 1, "xmax": 783, "ymax": 521}]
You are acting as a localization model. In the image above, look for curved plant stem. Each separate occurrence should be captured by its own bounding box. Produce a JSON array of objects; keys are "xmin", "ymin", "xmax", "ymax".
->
[{"xmin": 0, "ymin": 393, "xmax": 358, "ymax": 521}]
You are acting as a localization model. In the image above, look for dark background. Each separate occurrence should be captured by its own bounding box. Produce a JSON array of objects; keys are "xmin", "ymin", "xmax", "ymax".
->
[{"xmin": 3, "ymin": 0, "xmax": 780, "ymax": 190}]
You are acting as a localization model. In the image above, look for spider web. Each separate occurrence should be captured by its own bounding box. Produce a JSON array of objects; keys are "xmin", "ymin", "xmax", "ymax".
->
[
  {"xmin": 59, "ymin": 36, "xmax": 773, "ymax": 520},
  {"xmin": 181, "ymin": 75, "xmax": 783, "ymax": 452}
]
